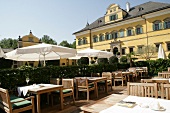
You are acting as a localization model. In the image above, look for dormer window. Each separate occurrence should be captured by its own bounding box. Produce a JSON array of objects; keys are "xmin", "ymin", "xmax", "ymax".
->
[
  {"xmin": 28, "ymin": 37, "xmax": 33, "ymax": 42},
  {"xmin": 139, "ymin": 7, "xmax": 144, "ymax": 11},
  {"xmin": 110, "ymin": 10, "xmax": 112, "ymax": 13},
  {"xmin": 110, "ymin": 14, "xmax": 118, "ymax": 21}
]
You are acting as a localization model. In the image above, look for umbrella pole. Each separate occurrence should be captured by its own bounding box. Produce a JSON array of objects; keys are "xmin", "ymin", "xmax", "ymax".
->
[{"xmin": 43, "ymin": 54, "xmax": 46, "ymax": 66}]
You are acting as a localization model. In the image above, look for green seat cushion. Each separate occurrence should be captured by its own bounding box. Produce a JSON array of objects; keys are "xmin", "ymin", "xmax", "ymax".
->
[
  {"xmin": 53, "ymin": 89, "xmax": 72, "ymax": 94},
  {"xmin": 10, "ymin": 95, "xmax": 31, "ymax": 110}
]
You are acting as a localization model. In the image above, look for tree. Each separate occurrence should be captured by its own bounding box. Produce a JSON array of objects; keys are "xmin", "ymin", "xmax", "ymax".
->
[
  {"xmin": 136, "ymin": 45, "xmax": 157, "ymax": 60},
  {"xmin": 70, "ymin": 41, "xmax": 76, "ymax": 49},
  {"xmin": 59, "ymin": 40, "xmax": 70, "ymax": 47},
  {"xmin": 0, "ymin": 38, "xmax": 18, "ymax": 49},
  {"xmin": 41, "ymin": 35, "xmax": 57, "ymax": 45}
]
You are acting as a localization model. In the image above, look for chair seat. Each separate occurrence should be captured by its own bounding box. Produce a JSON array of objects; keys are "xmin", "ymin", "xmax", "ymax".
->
[
  {"xmin": 52, "ymin": 89, "xmax": 72, "ymax": 94},
  {"xmin": 98, "ymin": 80, "xmax": 111, "ymax": 84},
  {"xmin": 10, "ymin": 95, "xmax": 31, "ymax": 110}
]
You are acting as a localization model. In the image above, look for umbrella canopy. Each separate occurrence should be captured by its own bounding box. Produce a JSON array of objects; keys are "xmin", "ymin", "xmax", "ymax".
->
[
  {"xmin": 158, "ymin": 44, "xmax": 166, "ymax": 59},
  {"xmin": 5, "ymin": 43, "xmax": 77, "ymax": 66},
  {"xmin": 77, "ymin": 48, "xmax": 113, "ymax": 58},
  {"xmin": 0, "ymin": 47, "xmax": 5, "ymax": 58}
]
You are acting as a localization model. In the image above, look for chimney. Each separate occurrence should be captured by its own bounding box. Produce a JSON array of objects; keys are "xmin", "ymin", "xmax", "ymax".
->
[{"xmin": 126, "ymin": 2, "xmax": 130, "ymax": 12}]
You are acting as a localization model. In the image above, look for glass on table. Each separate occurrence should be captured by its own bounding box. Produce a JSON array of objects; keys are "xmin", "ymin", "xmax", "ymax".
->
[{"xmin": 26, "ymin": 77, "xmax": 30, "ymax": 85}]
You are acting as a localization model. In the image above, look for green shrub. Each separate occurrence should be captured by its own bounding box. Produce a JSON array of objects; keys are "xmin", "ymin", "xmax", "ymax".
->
[
  {"xmin": 97, "ymin": 58, "xmax": 108, "ymax": 65},
  {"xmin": 120, "ymin": 56, "xmax": 127, "ymax": 63},
  {"xmin": 77, "ymin": 57, "xmax": 89, "ymax": 65},
  {"xmin": 109, "ymin": 56, "xmax": 118, "ymax": 64}
]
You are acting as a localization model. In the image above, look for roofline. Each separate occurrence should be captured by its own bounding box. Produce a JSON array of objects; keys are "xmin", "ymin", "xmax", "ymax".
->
[{"xmin": 73, "ymin": 5, "xmax": 170, "ymax": 35}]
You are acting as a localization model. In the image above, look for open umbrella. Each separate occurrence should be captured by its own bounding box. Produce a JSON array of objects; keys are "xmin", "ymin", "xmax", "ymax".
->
[
  {"xmin": 5, "ymin": 43, "xmax": 77, "ymax": 66},
  {"xmin": 76, "ymin": 48, "xmax": 113, "ymax": 64},
  {"xmin": 158, "ymin": 44, "xmax": 166, "ymax": 59}
]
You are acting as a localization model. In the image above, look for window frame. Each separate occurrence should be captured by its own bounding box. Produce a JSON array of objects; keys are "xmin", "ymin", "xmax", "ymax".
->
[
  {"xmin": 122, "ymin": 48, "xmax": 126, "ymax": 55},
  {"xmin": 99, "ymin": 34, "xmax": 105, "ymax": 42},
  {"xmin": 164, "ymin": 18, "xmax": 170, "ymax": 29},
  {"xmin": 93, "ymin": 35, "xmax": 98, "ymax": 43},
  {"xmin": 167, "ymin": 43, "xmax": 170, "ymax": 51},
  {"xmin": 153, "ymin": 20, "xmax": 162, "ymax": 31},
  {"xmin": 119, "ymin": 29, "xmax": 124, "ymax": 38}
]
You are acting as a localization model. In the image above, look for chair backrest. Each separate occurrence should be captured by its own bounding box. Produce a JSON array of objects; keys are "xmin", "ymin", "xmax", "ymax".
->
[
  {"xmin": 141, "ymin": 79, "xmax": 153, "ymax": 83},
  {"xmin": 158, "ymin": 72, "xmax": 170, "ymax": 78},
  {"xmin": 102, "ymin": 72, "xmax": 112, "ymax": 80},
  {"xmin": 128, "ymin": 68, "xmax": 136, "ymax": 73},
  {"xmin": 50, "ymin": 78, "xmax": 60, "ymax": 85},
  {"xmin": 113, "ymin": 71, "xmax": 122, "ymax": 77},
  {"xmin": 127, "ymin": 82, "xmax": 158, "ymax": 98},
  {"xmin": 62, "ymin": 79, "xmax": 74, "ymax": 89},
  {"xmin": 161, "ymin": 83, "xmax": 170, "ymax": 100},
  {"xmin": 142, "ymin": 67, "xmax": 148, "ymax": 72},
  {"xmin": 76, "ymin": 77, "xmax": 88, "ymax": 88},
  {"xmin": 0, "ymin": 88, "xmax": 12, "ymax": 112},
  {"xmin": 168, "ymin": 67, "xmax": 170, "ymax": 72},
  {"xmin": 91, "ymin": 73, "xmax": 100, "ymax": 77}
]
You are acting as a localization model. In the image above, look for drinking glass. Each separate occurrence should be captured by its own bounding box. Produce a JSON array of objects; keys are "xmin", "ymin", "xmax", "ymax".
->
[{"xmin": 26, "ymin": 77, "xmax": 30, "ymax": 85}]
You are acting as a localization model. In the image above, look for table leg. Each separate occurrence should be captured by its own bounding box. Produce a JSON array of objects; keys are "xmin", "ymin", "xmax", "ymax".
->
[
  {"xmin": 95, "ymin": 82, "xmax": 98, "ymax": 98},
  {"xmin": 36, "ymin": 94, "xmax": 41, "ymax": 113},
  {"xmin": 105, "ymin": 80, "xmax": 108, "ymax": 94},
  {"xmin": 60, "ymin": 88, "xmax": 64, "ymax": 110}
]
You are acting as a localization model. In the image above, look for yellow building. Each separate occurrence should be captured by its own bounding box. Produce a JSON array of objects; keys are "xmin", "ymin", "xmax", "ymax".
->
[
  {"xmin": 73, "ymin": 1, "xmax": 170, "ymax": 60},
  {"xmin": 15, "ymin": 31, "xmax": 76, "ymax": 67}
]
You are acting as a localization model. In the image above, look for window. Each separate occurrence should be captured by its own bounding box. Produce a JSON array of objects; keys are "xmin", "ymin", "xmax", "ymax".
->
[
  {"xmin": 105, "ymin": 33, "xmax": 111, "ymax": 40},
  {"xmin": 83, "ymin": 38, "xmax": 87, "ymax": 44},
  {"xmin": 99, "ymin": 34, "xmax": 105, "ymax": 41},
  {"xmin": 127, "ymin": 28, "xmax": 133, "ymax": 36},
  {"xmin": 129, "ymin": 48, "xmax": 133, "ymax": 53},
  {"xmin": 138, "ymin": 46, "xmax": 143, "ymax": 51},
  {"xmin": 155, "ymin": 44, "xmax": 160, "ymax": 52},
  {"xmin": 111, "ymin": 32, "xmax": 118, "ymax": 39},
  {"xmin": 164, "ymin": 18, "xmax": 170, "ymax": 29},
  {"xmin": 122, "ymin": 48, "xmax": 125, "ymax": 55},
  {"xmin": 136, "ymin": 26, "xmax": 143, "ymax": 35},
  {"xmin": 153, "ymin": 20, "xmax": 162, "ymax": 31},
  {"xmin": 110, "ymin": 14, "xmax": 118, "ymax": 21},
  {"xmin": 119, "ymin": 29, "xmax": 124, "ymax": 37},
  {"xmin": 28, "ymin": 37, "xmax": 33, "ymax": 42},
  {"xmin": 93, "ymin": 36, "xmax": 98, "ymax": 43},
  {"xmin": 78, "ymin": 39, "xmax": 82, "ymax": 45},
  {"xmin": 167, "ymin": 43, "xmax": 170, "ymax": 51}
]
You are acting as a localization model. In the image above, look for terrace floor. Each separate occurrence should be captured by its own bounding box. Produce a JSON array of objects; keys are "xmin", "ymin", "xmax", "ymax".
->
[{"xmin": 41, "ymin": 86, "xmax": 127, "ymax": 113}]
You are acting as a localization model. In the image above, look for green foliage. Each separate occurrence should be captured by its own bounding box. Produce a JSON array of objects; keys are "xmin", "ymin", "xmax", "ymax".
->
[
  {"xmin": 109, "ymin": 56, "xmax": 118, "ymax": 64},
  {"xmin": 120, "ymin": 56, "xmax": 127, "ymax": 63},
  {"xmin": 97, "ymin": 58, "xmax": 108, "ymax": 65},
  {"xmin": 168, "ymin": 53, "xmax": 170, "ymax": 59},
  {"xmin": 77, "ymin": 57, "xmax": 89, "ymax": 65},
  {"xmin": 0, "ymin": 38, "xmax": 18, "ymax": 49},
  {"xmin": 70, "ymin": 41, "xmax": 76, "ymax": 49},
  {"xmin": 118, "ymin": 63, "xmax": 130, "ymax": 70},
  {"xmin": 59, "ymin": 40, "xmax": 70, "ymax": 47},
  {"xmin": 41, "ymin": 35, "xmax": 57, "ymax": 45},
  {"xmin": 0, "ymin": 58, "xmax": 12, "ymax": 69}
]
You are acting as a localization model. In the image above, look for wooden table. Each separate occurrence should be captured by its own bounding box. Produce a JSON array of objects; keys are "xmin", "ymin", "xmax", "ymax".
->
[
  {"xmin": 122, "ymin": 71, "xmax": 133, "ymax": 82},
  {"xmin": 87, "ymin": 77, "xmax": 108, "ymax": 98},
  {"xmin": 81, "ymin": 94, "xmax": 128, "ymax": 113},
  {"xmin": 141, "ymin": 78, "xmax": 169, "ymax": 83},
  {"xmin": 27, "ymin": 84, "xmax": 63, "ymax": 113}
]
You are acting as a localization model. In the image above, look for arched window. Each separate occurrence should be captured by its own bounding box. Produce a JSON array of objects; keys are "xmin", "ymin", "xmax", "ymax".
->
[
  {"xmin": 153, "ymin": 20, "xmax": 162, "ymax": 31},
  {"xmin": 163, "ymin": 18, "xmax": 170, "ymax": 29},
  {"xmin": 119, "ymin": 29, "xmax": 124, "ymax": 38},
  {"xmin": 93, "ymin": 35, "xmax": 98, "ymax": 43},
  {"xmin": 111, "ymin": 31, "xmax": 118, "ymax": 39},
  {"xmin": 99, "ymin": 34, "xmax": 105, "ymax": 41},
  {"xmin": 126, "ymin": 27, "xmax": 134, "ymax": 36},
  {"xmin": 105, "ymin": 32, "xmax": 111, "ymax": 40},
  {"xmin": 78, "ymin": 38, "xmax": 82, "ymax": 45},
  {"xmin": 83, "ymin": 37, "xmax": 87, "ymax": 44},
  {"xmin": 135, "ymin": 25, "xmax": 143, "ymax": 35}
]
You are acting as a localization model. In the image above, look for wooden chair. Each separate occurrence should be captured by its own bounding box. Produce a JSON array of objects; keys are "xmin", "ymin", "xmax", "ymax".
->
[
  {"xmin": 127, "ymin": 82, "xmax": 158, "ymax": 98},
  {"xmin": 75, "ymin": 77, "xmax": 95, "ymax": 101},
  {"xmin": 113, "ymin": 71, "xmax": 126, "ymax": 87},
  {"xmin": 158, "ymin": 72, "xmax": 170, "ymax": 78},
  {"xmin": 142, "ymin": 67, "xmax": 148, "ymax": 77},
  {"xmin": 99, "ymin": 72, "xmax": 112, "ymax": 91},
  {"xmin": 128, "ymin": 68, "xmax": 138, "ymax": 81},
  {"xmin": 168, "ymin": 67, "xmax": 170, "ymax": 72},
  {"xmin": 51, "ymin": 79, "xmax": 75, "ymax": 105},
  {"xmin": 50, "ymin": 78, "xmax": 60, "ymax": 85},
  {"xmin": 161, "ymin": 83, "xmax": 170, "ymax": 100},
  {"xmin": 0, "ymin": 88, "xmax": 35, "ymax": 113}
]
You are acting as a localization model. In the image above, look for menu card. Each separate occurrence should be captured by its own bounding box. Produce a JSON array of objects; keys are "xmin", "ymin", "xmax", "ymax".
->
[{"xmin": 116, "ymin": 100, "xmax": 136, "ymax": 108}]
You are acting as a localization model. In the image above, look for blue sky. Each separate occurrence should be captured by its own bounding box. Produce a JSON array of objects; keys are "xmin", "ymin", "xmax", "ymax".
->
[{"xmin": 0, "ymin": 0, "xmax": 169, "ymax": 44}]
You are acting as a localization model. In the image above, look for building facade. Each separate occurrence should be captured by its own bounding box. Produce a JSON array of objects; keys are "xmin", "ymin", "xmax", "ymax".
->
[{"xmin": 73, "ymin": 1, "xmax": 170, "ymax": 60}]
